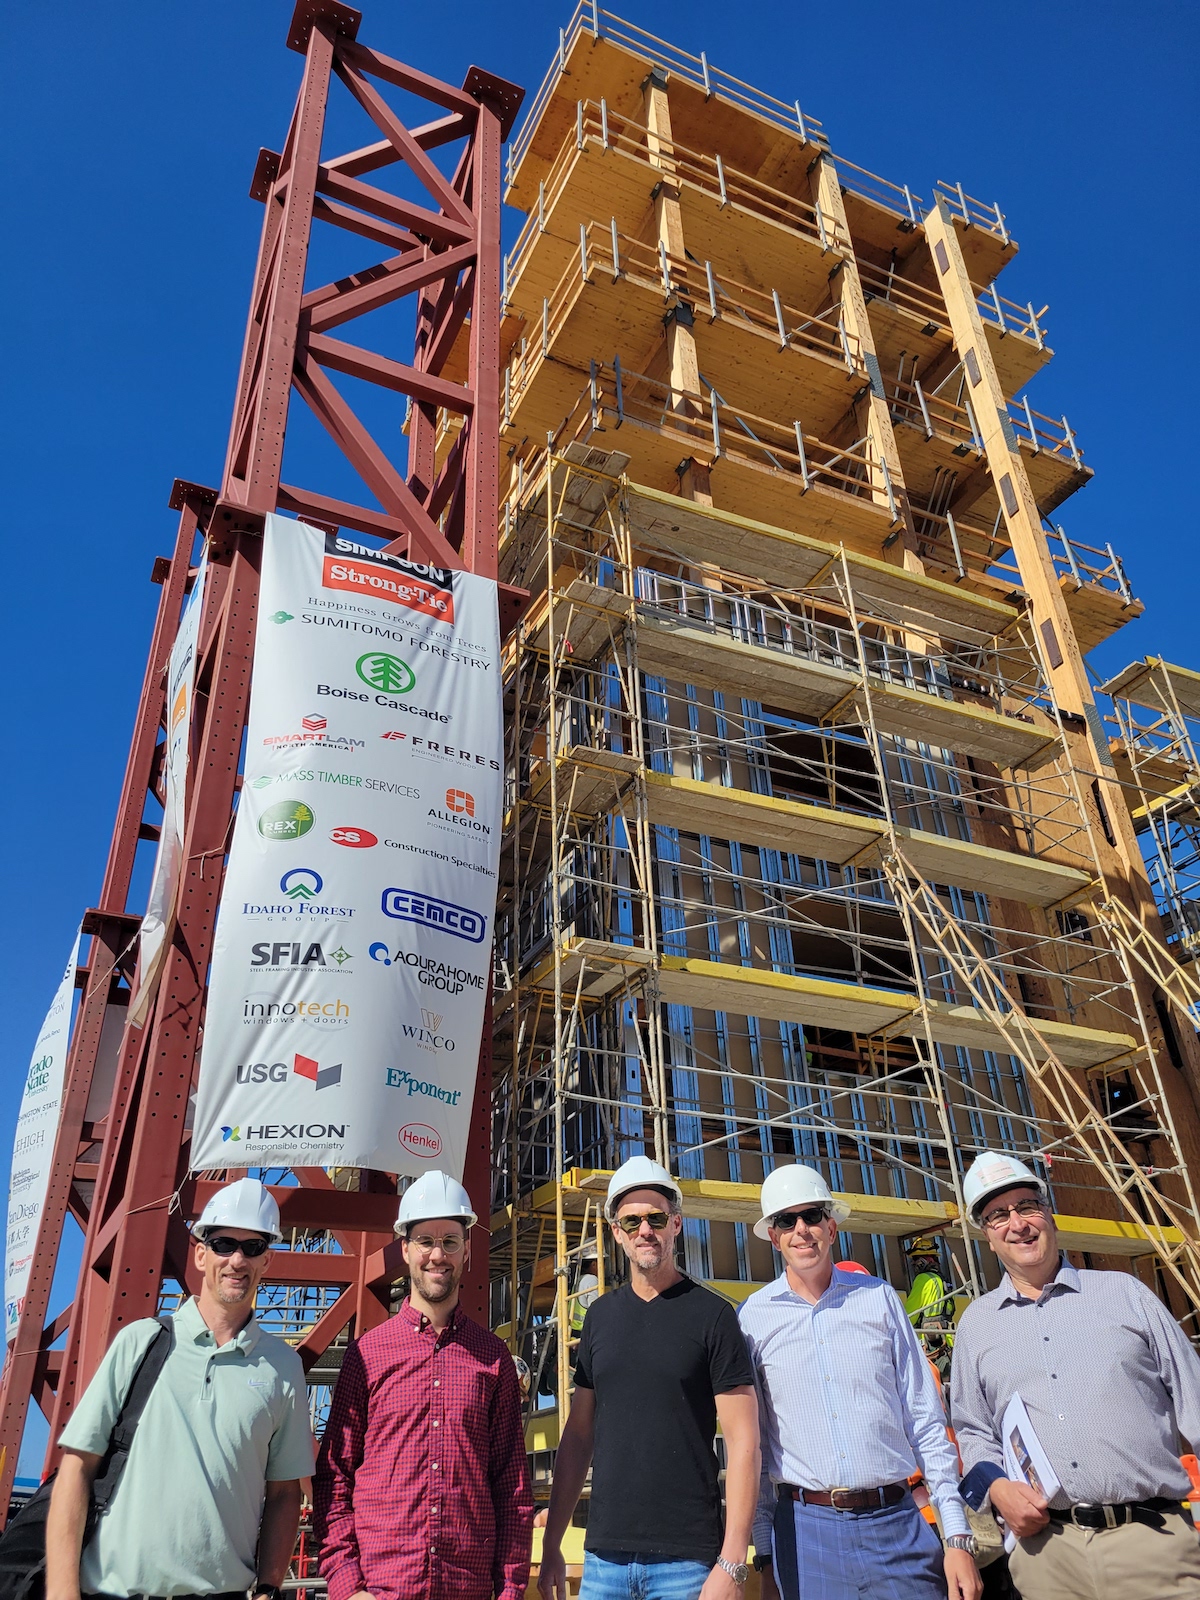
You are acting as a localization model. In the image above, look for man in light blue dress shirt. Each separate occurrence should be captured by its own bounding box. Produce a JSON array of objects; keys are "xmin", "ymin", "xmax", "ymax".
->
[{"xmin": 738, "ymin": 1164, "xmax": 980, "ymax": 1600}]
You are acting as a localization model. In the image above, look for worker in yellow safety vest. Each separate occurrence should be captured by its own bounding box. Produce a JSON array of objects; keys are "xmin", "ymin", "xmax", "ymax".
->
[{"xmin": 904, "ymin": 1236, "xmax": 956, "ymax": 1382}]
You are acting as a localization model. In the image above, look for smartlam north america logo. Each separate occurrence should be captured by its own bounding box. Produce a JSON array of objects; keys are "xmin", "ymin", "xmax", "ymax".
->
[{"xmin": 263, "ymin": 713, "xmax": 364, "ymax": 756}]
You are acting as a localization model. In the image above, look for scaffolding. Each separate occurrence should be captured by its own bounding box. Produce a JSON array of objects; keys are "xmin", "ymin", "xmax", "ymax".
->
[{"xmin": 487, "ymin": 9, "xmax": 1200, "ymax": 1454}]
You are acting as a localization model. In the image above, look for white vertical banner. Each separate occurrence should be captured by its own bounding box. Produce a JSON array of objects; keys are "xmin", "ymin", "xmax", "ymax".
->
[
  {"xmin": 5, "ymin": 930, "xmax": 82, "ymax": 1338},
  {"xmin": 191, "ymin": 516, "xmax": 502, "ymax": 1178},
  {"xmin": 129, "ymin": 558, "xmax": 207, "ymax": 1028}
]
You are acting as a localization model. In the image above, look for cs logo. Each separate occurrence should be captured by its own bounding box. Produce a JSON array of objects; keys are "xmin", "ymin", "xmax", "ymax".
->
[{"xmin": 330, "ymin": 827, "xmax": 378, "ymax": 849}]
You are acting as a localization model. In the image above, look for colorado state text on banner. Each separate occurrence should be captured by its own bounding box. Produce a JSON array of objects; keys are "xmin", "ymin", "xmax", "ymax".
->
[{"xmin": 190, "ymin": 516, "xmax": 502, "ymax": 1177}]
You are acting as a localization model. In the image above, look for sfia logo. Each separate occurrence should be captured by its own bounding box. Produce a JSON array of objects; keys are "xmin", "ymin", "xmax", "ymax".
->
[
  {"xmin": 258, "ymin": 800, "xmax": 315, "ymax": 841},
  {"xmin": 280, "ymin": 868, "xmax": 323, "ymax": 901},
  {"xmin": 221, "ymin": 1125, "xmax": 241, "ymax": 1142},
  {"xmin": 330, "ymin": 827, "xmax": 378, "ymax": 849},
  {"xmin": 250, "ymin": 940, "xmax": 351, "ymax": 969},
  {"xmin": 356, "ymin": 651, "xmax": 415, "ymax": 696},
  {"xmin": 398, "ymin": 1122, "xmax": 443, "ymax": 1159},
  {"xmin": 268, "ymin": 611, "xmax": 294, "ymax": 624},
  {"xmin": 445, "ymin": 789, "xmax": 475, "ymax": 816}
]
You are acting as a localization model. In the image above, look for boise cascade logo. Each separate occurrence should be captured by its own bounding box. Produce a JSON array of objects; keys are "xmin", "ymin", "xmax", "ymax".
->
[
  {"xmin": 381, "ymin": 887, "xmax": 488, "ymax": 944},
  {"xmin": 258, "ymin": 801, "xmax": 315, "ymax": 841},
  {"xmin": 356, "ymin": 651, "xmax": 415, "ymax": 695}
]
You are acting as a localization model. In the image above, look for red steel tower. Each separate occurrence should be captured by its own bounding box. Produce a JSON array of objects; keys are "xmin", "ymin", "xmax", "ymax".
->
[{"xmin": 0, "ymin": 0, "xmax": 522, "ymax": 1511}]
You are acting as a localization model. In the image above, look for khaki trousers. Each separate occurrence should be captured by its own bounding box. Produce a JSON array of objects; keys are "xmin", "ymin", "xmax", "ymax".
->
[{"xmin": 1008, "ymin": 1512, "xmax": 1200, "ymax": 1599}]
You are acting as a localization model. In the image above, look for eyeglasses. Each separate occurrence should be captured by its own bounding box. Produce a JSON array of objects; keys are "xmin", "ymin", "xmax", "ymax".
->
[
  {"xmin": 614, "ymin": 1210, "xmax": 672, "ymax": 1235},
  {"xmin": 980, "ymin": 1198, "xmax": 1046, "ymax": 1232},
  {"xmin": 202, "ymin": 1234, "xmax": 270, "ymax": 1258},
  {"xmin": 408, "ymin": 1234, "xmax": 466, "ymax": 1256},
  {"xmin": 771, "ymin": 1206, "xmax": 831, "ymax": 1232}
]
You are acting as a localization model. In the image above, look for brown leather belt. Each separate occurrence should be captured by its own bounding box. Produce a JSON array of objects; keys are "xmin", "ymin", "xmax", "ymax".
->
[{"xmin": 780, "ymin": 1482, "xmax": 908, "ymax": 1511}]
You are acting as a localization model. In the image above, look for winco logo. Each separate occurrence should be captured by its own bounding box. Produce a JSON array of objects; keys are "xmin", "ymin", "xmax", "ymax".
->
[
  {"xmin": 380, "ymin": 888, "xmax": 487, "ymax": 944},
  {"xmin": 399, "ymin": 1008, "xmax": 457, "ymax": 1054}
]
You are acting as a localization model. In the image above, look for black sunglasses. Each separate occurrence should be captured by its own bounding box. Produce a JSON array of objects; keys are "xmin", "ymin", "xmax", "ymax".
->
[
  {"xmin": 772, "ymin": 1205, "xmax": 831, "ymax": 1232},
  {"xmin": 202, "ymin": 1233, "xmax": 271, "ymax": 1258},
  {"xmin": 614, "ymin": 1209, "xmax": 673, "ymax": 1235}
]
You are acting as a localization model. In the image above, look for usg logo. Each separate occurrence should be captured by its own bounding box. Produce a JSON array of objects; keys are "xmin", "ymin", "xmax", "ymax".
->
[
  {"xmin": 293, "ymin": 1053, "xmax": 343, "ymax": 1091},
  {"xmin": 446, "ymin": 789, "xmax": 474, "ymax": 816},
  {"xmin": 398, "ymin": 1122, "xmax": 443, "ymax": 1159},
  {"xmin": 380, "ymin": 888, "xmax": 487, "ymax": 944},
  {"xmin": 331, "ymin": 826, "xmax": 378, "ymax": 849},
  {"xmin": 356, "ymin": 652, "xmax": 415, "ymax": 695},
  {"xmin": 259, "ymin": 801, "xmax": 314, "ymax": 841},
  {"xmin": 280, "ymin": 868, "xmax": 323, "ymax": 901}
]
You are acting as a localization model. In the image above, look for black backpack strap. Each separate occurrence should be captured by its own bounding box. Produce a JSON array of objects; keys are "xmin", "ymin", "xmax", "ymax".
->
[{"xmin": 91, "ymin": 1315, "xmax": 175, "ymax": 1514}]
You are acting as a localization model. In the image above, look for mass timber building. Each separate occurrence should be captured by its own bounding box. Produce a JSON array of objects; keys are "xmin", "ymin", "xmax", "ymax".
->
[{"xmin": 488, "ymin": 6, "xmax": 1200, "ymax": 1421}]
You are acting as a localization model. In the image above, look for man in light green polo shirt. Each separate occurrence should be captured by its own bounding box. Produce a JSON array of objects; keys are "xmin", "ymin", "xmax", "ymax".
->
[{"xmin": 45, "ymin": 1178, "xmax": 314, "ymax": 1600}]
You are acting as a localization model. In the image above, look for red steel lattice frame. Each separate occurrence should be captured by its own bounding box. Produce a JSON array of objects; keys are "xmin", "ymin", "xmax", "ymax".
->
[{"xmin": 0, "ymin": 0, "xmax": 522, "ymax": 1511}]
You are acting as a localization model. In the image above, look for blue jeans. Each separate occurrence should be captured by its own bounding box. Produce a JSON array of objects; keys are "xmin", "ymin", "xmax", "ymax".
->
[{"xmin": 580, "ymin": 1549, "xmax": 714, "ymax": 1600}]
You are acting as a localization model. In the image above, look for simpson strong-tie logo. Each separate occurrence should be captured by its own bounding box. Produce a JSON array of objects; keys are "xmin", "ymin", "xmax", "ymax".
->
[
  {"xmin": 321, "ymin": 533, "xmax": 455, "ymax": 622},
  {"xmin": 356, "ymin": 652, "xmax": 415, "ymax": 695},
  {"xmin": 381, "ymin": 886, "xmax": 488, "ymax": 944}
]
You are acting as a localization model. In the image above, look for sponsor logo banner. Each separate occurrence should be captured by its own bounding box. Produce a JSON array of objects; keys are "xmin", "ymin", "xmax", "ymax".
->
[
  {"xmin": 192, "ymin": 514, "xmax": 501, "ymax": 1176},
  {"xmin": 5, "ymin": 930, "xmax": 81, "ymax": 1338}
]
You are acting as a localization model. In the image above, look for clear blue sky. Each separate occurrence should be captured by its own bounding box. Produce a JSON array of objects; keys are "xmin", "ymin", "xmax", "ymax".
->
[{"xmin": 0, "ymin": 0, "xmax": 1195, "ymax": 1463}]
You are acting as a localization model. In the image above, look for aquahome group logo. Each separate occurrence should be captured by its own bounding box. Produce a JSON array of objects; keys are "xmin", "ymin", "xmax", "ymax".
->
[{"xmin": 321, "ymin": 533, "xmax": 455, "ymax": 623}]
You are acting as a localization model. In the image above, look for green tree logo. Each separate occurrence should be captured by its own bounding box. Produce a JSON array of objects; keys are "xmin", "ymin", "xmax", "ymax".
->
[{"xmin": 356, "ymin": 651, "xmax": 415, "ymax": 695}]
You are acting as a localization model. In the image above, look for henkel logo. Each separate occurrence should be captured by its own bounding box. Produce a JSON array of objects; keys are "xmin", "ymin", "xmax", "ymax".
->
[
  {"xmin": 380, "ymin": 887, "xmax": 487, "ymax": 944},
  {"xmin": 293, "ymin": 1053, "xmax": 343, "ymax": 1091},
  {"xmin": 398, "ymin": 1122, "xmax": 443, "ymax": 1159},
  {"xmin": 322, "ymin": 533, "xmax": 455, "ymax": 622},
  {"xmin": 446, "ymin": 789, "xmax": 475, "ymax": 816},
  {"xmin": 331, "ymin": 827, "xmax": 378, "ymax": 849}
]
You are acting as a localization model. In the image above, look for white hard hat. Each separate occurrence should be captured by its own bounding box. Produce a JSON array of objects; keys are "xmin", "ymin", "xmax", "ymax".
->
[
  {"xmin": 963, "ymin": 1151, "xmax": 1049, "ymax": 1224},
  {"xmin": 604, "ymin": 1156, "xmax": 683, "ymax": 1221},
  {"xmin": 192, "ymin": 1177, "xmax": 282, "ymax": 1243},
  {"xmin": 754, "ymin": 1164, "xmax": 851, "ymax": 1240},
  {"xmin": 395, "ymin": 1169, "xmax": 477, "ymax": 1237}
]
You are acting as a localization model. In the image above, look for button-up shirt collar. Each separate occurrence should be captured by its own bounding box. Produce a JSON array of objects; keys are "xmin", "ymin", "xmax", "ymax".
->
[{"xmin": 996, "ymin": 1255, "xmax": 1078, "ymax": 1309}]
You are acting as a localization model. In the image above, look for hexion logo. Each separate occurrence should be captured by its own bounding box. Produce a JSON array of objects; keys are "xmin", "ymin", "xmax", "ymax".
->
[
  {"xmin": 280, "ymin": 868, "xmax": 323, "ymax": 901},
  {"xmin": 356, "ymin": 651, "xmax": 415, "ymax": 696},
  {"xmin": 236, "ymin": 1054, "xmax": 342, "ymax": 1091},
  {"xmin": 380, "ymin": 888, "xmax": 487, "ymax": 944},
  {"xmin": 258, "ymin": 801, "xmax": 315, "ymax": 841}
]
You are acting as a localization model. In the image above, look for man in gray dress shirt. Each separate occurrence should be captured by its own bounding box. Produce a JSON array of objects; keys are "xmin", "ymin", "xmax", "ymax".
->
[{"xmin": 952, "ymin": 1150, "xmax": 1200, "ymax": 1599}]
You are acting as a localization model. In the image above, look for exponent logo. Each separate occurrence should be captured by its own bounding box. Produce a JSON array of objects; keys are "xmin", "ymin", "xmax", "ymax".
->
[{"xmin": 380, "ymin": 888, "xmax": 488, "ymax": 944}]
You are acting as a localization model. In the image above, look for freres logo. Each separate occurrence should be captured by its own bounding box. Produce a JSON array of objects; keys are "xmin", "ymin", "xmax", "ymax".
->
[
  {"xmin": 380, "ymin": 888, "xmax": 487, "ymax": 944},
  {"xmin": 356, "ymin": 652, "xmax": 415, "ymax": 696},
  {"xmin": 258, "ymin": 801, "xmax": 315, "ymax": 841}
]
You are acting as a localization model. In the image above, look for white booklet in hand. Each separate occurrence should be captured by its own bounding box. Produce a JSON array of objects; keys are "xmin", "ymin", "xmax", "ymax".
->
[{"xmin": 998, "ymin": 1393, "xmax": 1062, "ymax": 1551}]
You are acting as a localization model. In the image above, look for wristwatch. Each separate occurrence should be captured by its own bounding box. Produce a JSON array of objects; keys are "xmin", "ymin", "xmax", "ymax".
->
[
  {"xmin": 715, "ymin": 1556, "xmax": 750, "ymax": 1585},
  {"xmin": 945, "ymin": 1534, "xmax": 978, "ymax": 1554}
]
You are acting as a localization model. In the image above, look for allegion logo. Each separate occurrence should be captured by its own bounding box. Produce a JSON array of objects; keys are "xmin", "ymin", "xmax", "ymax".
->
[
  {"xmin": 321, "ymin": 533, "xmax": 455, "ymax": 621},
  {"xmin": 280, "ymin": 868, "xmax": 323, "ymax": 901},
  {"xmin": 446, "ymin": 789, "xmax": 474, "ymax": 816},
  {"xmin": 258, "ymin": 801, "xmax": 315, "ymax": 841},
  {"xmin": 428, "ymin": 787, "xmax": 491, "ymax": 836},
  {"xmin": 380, "ymin": 888, "xmax": 487, "ymax": 944},
  {"xmin": 398, "ymin": 1122, "xmax": 443, "ymax": 1158}
]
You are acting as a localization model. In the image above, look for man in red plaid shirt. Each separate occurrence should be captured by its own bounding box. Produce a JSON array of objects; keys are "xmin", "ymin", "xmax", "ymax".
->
[{"xmin": 314, "ymin": 1171, "xmax": 534, "ymax": 1600}]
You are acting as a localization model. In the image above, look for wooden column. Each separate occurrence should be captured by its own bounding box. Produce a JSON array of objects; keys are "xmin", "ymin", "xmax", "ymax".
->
[
  {"xmin": 812, "ymin": 156, "xmax": 919, "ymax": 571},
  {"xmin": 643, "ymin": 70, "xmax": 701, "ymax": 420}
]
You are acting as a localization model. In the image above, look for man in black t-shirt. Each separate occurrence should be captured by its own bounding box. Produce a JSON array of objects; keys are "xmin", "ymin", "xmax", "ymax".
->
[{"xmin": 538, "ymin": 1156, "xmax": 760, "ymax": 1600}]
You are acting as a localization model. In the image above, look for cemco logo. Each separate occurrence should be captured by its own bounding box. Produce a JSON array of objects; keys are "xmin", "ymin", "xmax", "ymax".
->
[
  {"xmin": 398, "ymin": 1122, "xmax": 443, "ymax": 1158},
  {"xmin": 330, "ymin": 826, "xmax": 378, "ymax": 849},
  {"xmin": 446, "ymin": 789, "xmax": 474, "ymax": 816},
  {"xmin": 380, "ymin": 888, "xmax": 487, "ymax": 944}
]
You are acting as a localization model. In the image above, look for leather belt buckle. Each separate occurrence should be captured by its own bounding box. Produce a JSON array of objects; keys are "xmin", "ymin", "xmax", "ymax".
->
[{"xmin": 829, "ymin": 1487, "xmax": 856, "ymax": 1511}]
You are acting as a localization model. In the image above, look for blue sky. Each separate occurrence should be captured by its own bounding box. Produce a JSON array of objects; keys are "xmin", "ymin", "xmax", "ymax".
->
[{"xmin": 1, "ymin": 0, "xmax": 1195, "ymax": 1466}]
